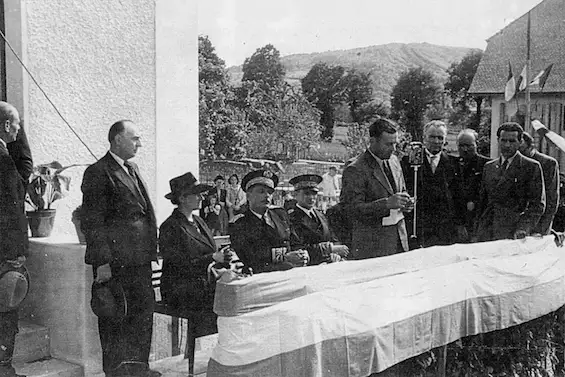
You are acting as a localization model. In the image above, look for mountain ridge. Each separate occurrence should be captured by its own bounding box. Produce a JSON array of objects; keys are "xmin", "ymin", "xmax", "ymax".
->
[{"xmin": 227, "ymin": 42, "xmax": 480, "ymax": 104}]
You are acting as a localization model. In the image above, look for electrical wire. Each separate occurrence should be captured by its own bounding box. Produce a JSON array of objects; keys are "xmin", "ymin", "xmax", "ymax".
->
[{"xmin": 0, "ymin": 29, "xmax": 98, "ymax": 161}]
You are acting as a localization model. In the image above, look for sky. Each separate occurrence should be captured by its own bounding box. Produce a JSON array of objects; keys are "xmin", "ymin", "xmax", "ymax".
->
[{"xmin": 198, "ymin": 0, "xmax": 544, "ymax": 67}]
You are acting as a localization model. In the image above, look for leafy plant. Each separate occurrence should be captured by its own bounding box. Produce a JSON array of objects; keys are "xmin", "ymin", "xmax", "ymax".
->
[{"xmin": 27, "ymin": 161, "xmax": 87, "ymax": 211}]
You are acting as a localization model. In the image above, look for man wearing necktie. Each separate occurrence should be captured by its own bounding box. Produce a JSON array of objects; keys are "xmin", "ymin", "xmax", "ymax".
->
[
  {"xmin": 81, "ymin": 120, "xmax": 160, "ymax": 377},
  {"xmin": 475, "ymin": 122, "xmax": 545, "ymax": 241},
  {"xmin": 288, "ymin": 174, "xmax": 349, "ymax": 264},
  {"xmin": 229, "ymin": 170, "xmax": 307, "ymax": 273},
  {"xmin": 341, "ymin": 117, "xmax": 411, "ymax": 259},
  {"xmin": 402, "ymin": 120, "xmax": 457, "ymax": 248}
]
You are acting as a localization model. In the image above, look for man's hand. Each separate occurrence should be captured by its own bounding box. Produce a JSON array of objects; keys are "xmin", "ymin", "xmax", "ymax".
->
[
  {"xmin": 95, "ymin": 264, "xmax": 112, "ymax": 283},
  {"xmin": 329, "ymin": 253, "xmax": 342, "ymax": 263},
  {"xmin": 6, "ymin": 255, "xmax": 26, "ymax": 268},
  {"xmin": 284, "ymin": 249, "xmax": 310, "ymax": 267},
  {"xmin": 330, "ymin": 244, "xmax": 349, "ymax": 258},
  {"xmin": 386, "ymin": 192, "xmax": 412, "ymax": 210},
  {"xmin": 513, "ymin": 230, "xmax": 528, "ymax": 240}
]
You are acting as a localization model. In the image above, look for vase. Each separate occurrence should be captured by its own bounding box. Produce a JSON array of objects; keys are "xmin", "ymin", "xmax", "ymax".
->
[{"xmin": 26, "ymin": 209, "xmax": 56, "ymax": 237}]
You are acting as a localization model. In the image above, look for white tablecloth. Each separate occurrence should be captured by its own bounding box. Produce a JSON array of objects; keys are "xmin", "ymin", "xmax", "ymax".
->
[{"xmin": 208, "ymin": 236, "xmax": 565, "ymax": 377}]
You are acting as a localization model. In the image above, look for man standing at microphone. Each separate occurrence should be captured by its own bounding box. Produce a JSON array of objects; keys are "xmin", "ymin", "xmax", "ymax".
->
[{"xmin": 341, "ymin": 117, "xmax": 411, "ymax": 259}]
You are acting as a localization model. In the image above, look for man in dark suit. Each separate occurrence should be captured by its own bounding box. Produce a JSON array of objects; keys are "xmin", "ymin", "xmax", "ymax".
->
[
  {"xmin": 402, "ymin": 120, "xmax": 457, "ymax": 248},
  {"xmin": 81, "ymin": 120, "xmax": 160, "ymax": 377},
  {"xmin": 0, "ymin": 102, "xmax": 28, "ymax": 377},
  {"xmin": 7, "ymin": 121, "xmax": 33, "ymax": 190},
  {"xmin": 229, "ymin": 170, "xmax": 308, "ymax": 274},
  {"xmin": 288, "ymin": 174, "xmax": 349, "ymax": 264},
  {"xmin": 450, "ymin": 129, "xmax": 490, "ymax": 242},
  {"xmin": 341, "ymin": 118, "xmax": 411, "ymax": 259},
  {"xmin": 475, "ymin": 123, "xmax": 545, "ymax": 241},
  {"xmin": 520, "ymin": 131, "xmax": 559, "ymax": 235}
]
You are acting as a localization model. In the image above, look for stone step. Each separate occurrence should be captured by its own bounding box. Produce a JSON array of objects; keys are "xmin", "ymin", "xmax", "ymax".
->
[
  {"xmin": 13, "ymin": 321, "xmax": 50, "ymax": 364},
  {"xmin": 14, "ymin": 358, "xmax": 83, "ymax": 377}
]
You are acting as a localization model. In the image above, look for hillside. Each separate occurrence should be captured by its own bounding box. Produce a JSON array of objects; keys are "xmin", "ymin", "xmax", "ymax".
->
[{"xmin": 227, "ymin": 42, "xmax": 480, "ymax": 105}]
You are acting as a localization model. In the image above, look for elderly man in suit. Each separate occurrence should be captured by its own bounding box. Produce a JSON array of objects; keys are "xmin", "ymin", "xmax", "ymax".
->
[
  {"xmin": 520, "ymin": 131, "xmax": 559, "ymax": 235},
  {"xmin": 450, "ymin": 129, "xmax": 490, "ymax": 242},
  {"xmin": 475, "ymin": 122, "xmax": 545, "ymax": 241},
  {"xmin": 402, "ymin": 120, "xmax": 458, "ymax": 248},
  {"xmin": 0, "ymin": 102, "xmax": 28, "ymax": 377},
  {"xmin": 341, "ymin": 117, "xmax": 411, "ymax": 259},
  {"xmin": 288, "ymin": 174, "xmax": 349, "ymax": 264},
  {"xmin": 229, "ymin": 170, "xmax": 308, "ymax": 273},
  {"xmin": 81, "ymin": 120, "xmax": 160, "ymax": 377}
]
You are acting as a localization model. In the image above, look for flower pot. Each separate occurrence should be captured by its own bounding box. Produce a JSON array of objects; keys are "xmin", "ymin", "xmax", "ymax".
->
[{"xmin": 26, "ymin": 209, "xmax": 56, "ymax": 238}]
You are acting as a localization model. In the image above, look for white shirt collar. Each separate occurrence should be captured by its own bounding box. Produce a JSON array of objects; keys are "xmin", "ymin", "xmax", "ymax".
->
[
  {"xmin": 296, "ymin": 204, "xmax": 315, "ymax": 217},
  {"xmin": 0, "ymin": 138, "xmax": 6, "ymax": 148},
  {"xmin": 250, "ymin": 208, "xmax": 266, "ymax": 220},
  {"xmin": 501, "ymin": 151, "xmax": 518, "ymax": 166},
  {"xmin": 109, "ymin": 151, "xmax": 130, "ymax": 174},
  {"xmin": 368, "ymin": 148, "xmax": 385, "ymax": 169}
]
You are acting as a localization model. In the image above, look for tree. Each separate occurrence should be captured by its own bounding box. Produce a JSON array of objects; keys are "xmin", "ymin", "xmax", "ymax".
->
[
  {"xmin": 242, "ymin": 44, "xmax": 286, "ymax": 89},
  {"xmin": 302, "ymin": 63, "xmax": 347, "ymax": 140},
  {"xmin": 445, "ymin": 50, "xmax": 484, "ymax": 129},
  {"xmin": 342, "ymin": 69, "xmax": 374, "ymax": 124},
  {"xmin": 390, "ymin": 67, "xmax": 442, "ymax": 141},
  {"xmin": 198, "ymin": 35, "xmax": 248, "ymax": 160}
]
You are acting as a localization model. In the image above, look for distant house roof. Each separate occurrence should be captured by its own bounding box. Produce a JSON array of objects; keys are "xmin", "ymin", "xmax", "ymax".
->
[{"xmin": 469, "ymin": 0, "xmax": 565, "ymax": 95}]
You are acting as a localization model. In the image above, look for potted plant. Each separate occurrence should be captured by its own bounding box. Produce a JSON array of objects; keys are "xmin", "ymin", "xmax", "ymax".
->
[{"xmin": 26, "ymin": 161, "xmax": 85, "ymax": 237}]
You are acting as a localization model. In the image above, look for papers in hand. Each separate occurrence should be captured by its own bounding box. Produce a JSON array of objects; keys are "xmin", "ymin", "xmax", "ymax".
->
[{"xmin": 382, "ymin": 208, "xmax": 404, "ymax": 226}]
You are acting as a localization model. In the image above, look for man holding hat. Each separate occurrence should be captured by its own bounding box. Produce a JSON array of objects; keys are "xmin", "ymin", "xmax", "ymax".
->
[
  {"xmin": 81, "ymin": 120, "xmax": 160, "ymax": 377},
  {"xmin": 0, "ymin": 101, "xmax": 28, "ymax": 377},
  {"xmin": 229, "ymin": 170, "xmax": 309, "ymax": 274},
  {"xmin": 288, "ymin": 174, "xmax": 349, "ymax": 264}
]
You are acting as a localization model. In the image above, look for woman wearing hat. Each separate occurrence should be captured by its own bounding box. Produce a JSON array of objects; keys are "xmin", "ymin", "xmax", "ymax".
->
[
  {"xmin": 229, "ymin": 169, "xmax": 309, "ymax": 274},
  {"xmin": 159, "ymin": 173, "xmax": 232, "ymax": 329}
]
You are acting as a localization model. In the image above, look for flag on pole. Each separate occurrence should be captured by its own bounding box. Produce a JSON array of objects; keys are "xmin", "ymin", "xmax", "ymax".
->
[
  {"xmin": 517, "ymin": 65, "xmax": 527, "ymax": 91},
  {"xmin": 530, "ymin": 64, "xmax": 554, "ymax": 90},
  {"xmin": 505, "ymin": 62, "xmax": 516, "ymax": 101}
]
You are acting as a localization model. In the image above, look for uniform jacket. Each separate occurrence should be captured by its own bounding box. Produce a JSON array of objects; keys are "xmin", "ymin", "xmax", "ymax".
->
[
  {"xmin": 159, "ymin": 209, "xmax": 217, "ymax": 311},
  {"xmin": 476, "ymin": 152, "xmax": 546, "ymax": 241},
  {"xmin": 450, "ymin": 154, "xmax": 490, "ymax": 229},
  {"xmin": 402, "ymin": 150, "xmax": 457, "ymax": 247},
  {"xmin": 229, "ymin": 207, "xmax": 300, "ymax": 273},
  {"xmin": 289, "ymin": 206, "xmax": 338, "ymax": 264},
  {"xmin": 0, "ymin": 143, "xmax": 28, "ymax": 261},
  {"xmin": 81, "ymin": 152, "xmax": 157, "ymax": 268},
  {"xmin": 529, "ymin": 150, "xmax": 559, "ymax": 234},
  {"xmin": 341, "ymin": 151, "xmax": 408, "ymax": 259}
]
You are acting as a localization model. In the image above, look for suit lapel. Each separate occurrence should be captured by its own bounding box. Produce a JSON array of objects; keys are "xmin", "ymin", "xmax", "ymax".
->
[
  {"xmin": 313, "ymin": 208, "xmax": 330, "ymax": 235},
  {"xmin": 367, "ymin": 152, "xmax": 393, "ymax": 195},
  {"xmin": 105, "ymin": 154, "xmax": 147, "ymax": 207},
  {"xmin": 193, "ymin": 215, "xmax": 217, "ymax": 251}
]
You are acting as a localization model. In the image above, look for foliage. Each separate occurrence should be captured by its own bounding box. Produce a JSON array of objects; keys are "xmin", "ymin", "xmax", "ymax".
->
[
  {"xmin": 198, "ymin": 35, "xmax": 249, "ymax": 160},
  {"xmin": 390, "ymin": 67, "xmax": 442, "ymax": 141},
  {"xmin": 240, "ymin": 83, "xmax": 322, "ymax": 160},
  {"xmin": 445, "ymin": 50, "xmax": 484, "ymax": 129},
  {"xmin": 302, "ymin": 63, "xmax": 347, "ymax": 140},
  {"xmin": 242, "ymin": 44, "xmax": 286, "ymax": 90},
  {"xmin": 342, "ymin": 69, "xmax": 375, "ymax": 124},
  {"xmin": 27, "ymin": 162, "xmax": 85, "ymax": 211}
]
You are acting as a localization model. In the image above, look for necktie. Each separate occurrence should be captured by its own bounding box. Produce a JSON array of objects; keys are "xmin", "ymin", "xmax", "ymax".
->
[
  {"xmin": 500, "ymin": 159, "xmax": 509, "ymax": 175},
  {"xmin": 310, "ymin": 210, "xmax": 321, "ymax": 226},
  {"xmin": 263, "ymin": 211, "xmax": 275, "ymax": 229},
  {"xmin": 430, "ymin": 154, "xmax": 440, "ymax": 174},
  {"xmin": 124, "ymin": 161, "xmax": 148, "ymax": 206},
  {"xmin": 383, "ymin": 160, "xmax": 397, "ymax": 193}
]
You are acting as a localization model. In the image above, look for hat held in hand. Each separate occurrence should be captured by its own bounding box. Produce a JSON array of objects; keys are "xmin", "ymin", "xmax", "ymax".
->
[
  {"xmin": 0, "ymin": 263, "xmax": 30, "ymax": 312},
  {"xmin": 91, "ymin": 278, "xmax": 127, "ymax": 318}
]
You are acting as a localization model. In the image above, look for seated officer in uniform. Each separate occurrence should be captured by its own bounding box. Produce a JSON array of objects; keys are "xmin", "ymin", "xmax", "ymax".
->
[
  {"xmin": 229, "ymin": 170, "xmax": 309, "ymax": 274},
  {"xmin": 288, "ymin": 174, "xmax": 349, "ymax": 264}
]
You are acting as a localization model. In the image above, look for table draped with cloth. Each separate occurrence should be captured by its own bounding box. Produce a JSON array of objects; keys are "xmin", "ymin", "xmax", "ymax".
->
[{"xmin": 207, "ymin": 236, "xmax": 565, "ymax": 377}]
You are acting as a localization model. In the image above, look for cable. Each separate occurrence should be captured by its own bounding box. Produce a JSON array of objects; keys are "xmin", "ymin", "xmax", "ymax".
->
[{"xmin": 0, "ymin": 29, "xmax": 98, "ymax": 161}]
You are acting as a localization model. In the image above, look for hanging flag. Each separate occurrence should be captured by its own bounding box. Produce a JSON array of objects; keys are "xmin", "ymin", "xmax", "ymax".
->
[
  {"xmin": 517, "ymin": 65, "xmax": 527, "ymax": 91},
  {"xmin": 530, "ymin": 64, "xmax": 554, "ymax": 90},
  {"xmin": 505, "ymin": 62, "xmax": 516, "ymax": 102}
]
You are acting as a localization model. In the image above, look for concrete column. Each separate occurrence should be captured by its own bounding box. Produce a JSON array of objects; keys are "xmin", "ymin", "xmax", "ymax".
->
[{"xmin": 154, "ymin": 0, "xmax": 199, "ymax": 225}]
